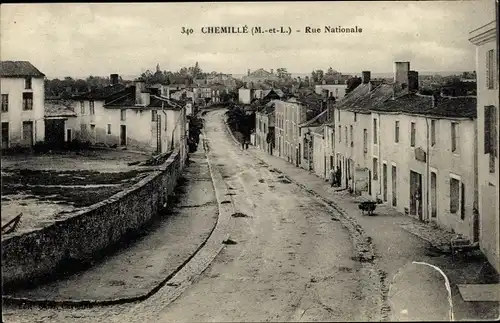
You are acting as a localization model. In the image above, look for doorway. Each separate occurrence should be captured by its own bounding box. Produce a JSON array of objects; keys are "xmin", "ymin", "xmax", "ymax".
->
[
  {"xmin": 120, "ymin": 125, "xmax": 127, "ymax": 146},
  {"xmin": 410, "ymin": 170, "xmax": 423, "ymax": 220},
  {"xmin": 431, "ymin": 172, "xmax": 437, "ymax": 218},
  {"xmin": 90, "ymin": 124, "xmax": 96, "ymax": 144},
  {"xmin": 22, "ymin": 121, "xmax": 34, "ymax": 146},
  {"xmin": 392, "ymin": 165, "xmax": 397, "ymax": 206},
  {"xmin": 2, "ymin": 122, "xmax": 9, "ymax": 149},
  {"xmin": 383, "ymin": 163, "xmax": 388, "ymax": 202},
  {"xmin": 45, "ymin": 119, "xmax": 65, "ymax": 147}
]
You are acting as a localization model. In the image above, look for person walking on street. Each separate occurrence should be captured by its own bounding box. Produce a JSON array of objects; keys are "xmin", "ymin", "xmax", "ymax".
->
[{"xmin": 329, "ymin": 167, "xmax": 336, "ymax": 187}]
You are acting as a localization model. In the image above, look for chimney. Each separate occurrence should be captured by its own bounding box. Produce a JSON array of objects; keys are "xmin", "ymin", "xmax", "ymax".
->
[
  {"xmin": 110, "ymin": 74, "xmax": 119, "ymax": 85},
  {"xmin": 362, "ymin": 71, "xmax": 371, "ymax": 84},
  {"xmin": 408, "ymin": 70, "xmax": 419, "ymax": 93},
  {"xmin": 270, "ymin": 69, "xmax": 274, "ymax": 74},
  {"xmin": 394, "ymin": 61, "xmax": 410, "ymax": 91},
  {"xmin": 247, "ymin": 69, "xmax": 251, "ymax": 76},
  {"xmin": 135, "ymin": 81, "xmax": 145, "ymax": 105}
]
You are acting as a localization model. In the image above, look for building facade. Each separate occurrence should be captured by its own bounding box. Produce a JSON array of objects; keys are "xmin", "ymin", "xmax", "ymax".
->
[
  {"xmin": 1, "ymin": 61, "xmax": 46, "ymax": 148},
  {"xmin": 274, "ymin": 98, "xmax": 307, "ymax": 165},
  {"xmin": 469, "ymin": 19, "xmax": 499, "ymax": 272}
]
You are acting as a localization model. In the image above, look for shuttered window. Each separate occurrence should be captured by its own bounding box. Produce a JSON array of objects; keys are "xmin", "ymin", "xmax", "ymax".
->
[
  {"xmin": 484, "ymin": 105, "xmax": 498, "ymax": 157},
  {"xmin": 486, "ymin": 49, "xmax": 495, "ymax": 89}
]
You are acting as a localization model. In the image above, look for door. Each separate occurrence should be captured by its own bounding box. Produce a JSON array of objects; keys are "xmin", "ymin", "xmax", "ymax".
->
[
  {"xmin": 410, "ymin": 171, "xmax": 423, "ymax": 220},
  {"xmin": 90, "ymin": 124, "xmax": 96, "ymax": 144},
  {"xmin": 431, "ymin": 172, "xmax": 437, "ymax": 218},
  {"xmin": 22, "ymin": 121, "xmax": 33, "ymax": 146},
  {"xmin": 120, "ymin": 125, "xmax": 127, "ymax": 146},
  {"xmin": 368, "ymin": 170, "xmax": 372, "ymax": 195},
  {"xmin": 383, "ymin": 163, "xmax": 388, "ymax": 202},
  {"xmin": 45, "ymin": 119, "xmax": 65, "ymax": 147},
  {"xmin": 392, "ymin": 165, "xmax": 397, "ymax": 206},
  {"xmin": 66, "ymin": 129, "xmax": 72, "ymax": 142},
  {"xmin": 2, "ymin": 122, "xmax": 9, "ymax": 149}
]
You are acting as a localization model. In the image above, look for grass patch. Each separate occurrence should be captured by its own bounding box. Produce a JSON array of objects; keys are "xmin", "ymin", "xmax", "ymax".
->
[
  {"xmin": 2, "ymin": 185, "xmax": 131, "ymax": 208},
  {"xmin": 1, "ymin": 169, "xmax": 151, "ymax": 186}
]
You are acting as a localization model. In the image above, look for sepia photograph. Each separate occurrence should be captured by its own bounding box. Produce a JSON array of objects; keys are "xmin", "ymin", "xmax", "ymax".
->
[{"xmin": 1, "ymin": 1, "xmax": 499, "ymax": 322}]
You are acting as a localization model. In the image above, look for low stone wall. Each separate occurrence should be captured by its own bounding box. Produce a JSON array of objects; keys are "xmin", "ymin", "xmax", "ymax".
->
[{"xmin": 1, "ymin": 149, "xmax": 185, "ymax": 291}]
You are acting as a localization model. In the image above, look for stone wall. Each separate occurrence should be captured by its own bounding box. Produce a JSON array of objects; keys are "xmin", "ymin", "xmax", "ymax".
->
[{"xmin": 1, "ymin": 149, "xmax": 185, "ymax": 291}]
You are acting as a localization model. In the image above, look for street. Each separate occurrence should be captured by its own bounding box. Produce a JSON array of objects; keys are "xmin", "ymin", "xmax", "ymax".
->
[{"xmin": 2, "ymin": 109, "xmax": 379, "ymax": 323}]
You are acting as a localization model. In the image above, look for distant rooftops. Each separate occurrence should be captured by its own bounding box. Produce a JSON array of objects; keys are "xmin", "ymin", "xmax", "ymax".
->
[{"xmin": 0, "ymin": 61, "xmax": 45, "ymax": 78}]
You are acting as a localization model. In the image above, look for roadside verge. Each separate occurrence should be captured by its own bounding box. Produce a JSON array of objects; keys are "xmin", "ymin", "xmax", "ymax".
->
[{"xmin": 2, "ymin": 136, "xmax": 235, "ymax": 308}]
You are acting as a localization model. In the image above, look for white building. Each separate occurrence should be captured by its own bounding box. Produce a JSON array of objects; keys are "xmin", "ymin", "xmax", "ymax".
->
[
  {"xmin": 469, "ymin": 19, "xmax": 499, "ymax": 273},
  {"xmin": 1, "ymin": 61, "xmax": 45, "ymax": 148}
]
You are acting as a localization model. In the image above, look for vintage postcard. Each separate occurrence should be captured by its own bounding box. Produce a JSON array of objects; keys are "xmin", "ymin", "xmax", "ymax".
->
[{"xmin": 1, "ymin": 1, "xmax": 499, "ymax": 322}]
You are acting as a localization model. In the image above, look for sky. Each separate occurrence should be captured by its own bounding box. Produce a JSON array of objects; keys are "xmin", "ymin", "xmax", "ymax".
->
[{"xmin": 0, "ymin": 1, "xmax": 496, "ymax": 79}]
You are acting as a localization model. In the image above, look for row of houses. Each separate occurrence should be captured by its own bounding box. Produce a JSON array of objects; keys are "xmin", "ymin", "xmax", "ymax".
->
[
  {"xmin": 254, "ymin": 21, "xmax": 499, "ymax": 273},
  {"xmin": 1, "ymin": 62, "xmax": 189, "ymax": 160}
]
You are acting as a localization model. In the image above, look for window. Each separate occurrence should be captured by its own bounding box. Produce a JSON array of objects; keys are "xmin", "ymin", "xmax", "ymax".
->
[
  {"xmin": 354, "ymin": 113, "xmax": 357, "ymax": 122},
  {"xmin": 450, "ymin": 177, "xmax": 460, "ymax": 214},
  {"xmin": 372, "ymin": 158, "xmax": 378, "ymax": 180},
  {"xmin": 460, "ymin": 183, "xmax": 465, "ymax": 220},
  {"xmin": 80, "ymin": 123, "xmax": 87, "ymax": 134},
  {"xmin": 25, "ymin": 77, "xmax": 32, "ymax": 89},
  {"xmin": 345, "ymin": 126, "xmax": 348, "ymax": 146},
  {"xmin": 152, "ymin": 110, "xmax": 158, "ymax": 122},
  {"xmin": 338, "ymin": 110, "xmax": 340, "ymax": 122},
  {"xmin": 80, "ymin": 101, "xmax": 85, "ymax": 114},
  {"xmin": 350, "ymin": 125, "xmax": 353, "ymax": 147},
  {"xmin": 22, "ymin": 92, "xmax": 33, "ymax": 110},
  {"xmin": 431, "ymin": 120, "xmax": 436, "ymax": 146},
  {"xmin": 486, "ymin": 49, "xmax": 495, "ymax": 90},
  {"xmin": 89, "ymin": 101, "xmax": 95, "ymax": 115},
  {"xmin": 338, "ymin": 125, "xmax": 341, "ymax": 142},
  {"xmin": 451, "ymin": 122, "xmax": 458, "ymax": 153},
  {"xmin": 410, "ymin": 122, "xmax": 416, "ymax": 147},
  {"xmin": 1, "ymin": 94, "xmax": 8, "ymax": 112},
  {"xmin": 373, "ymin": 119, "xmax": 378, "ymax": 144},
  {"xmin": 363, "ymin": 129, "xmax": 368, "ymax": 153},
  {"xmin": 107, "ymin": 124, "xmax": 111, "ymax": 134},
  {"xmin": 395, "ymin": 121, "xmax": 399, "ymax": 143},
  {"xmin": 120, "ymin": 109, "xmax": 126, "ymax": 121}
]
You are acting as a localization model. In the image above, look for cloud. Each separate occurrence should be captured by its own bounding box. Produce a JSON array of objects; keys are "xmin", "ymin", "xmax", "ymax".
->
[{"xmin": 0, "ymin": 1, "xmax": 494, "ymax": 78}]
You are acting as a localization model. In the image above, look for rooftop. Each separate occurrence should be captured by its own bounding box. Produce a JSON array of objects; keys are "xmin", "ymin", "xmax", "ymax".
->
[
  {"xmin": 371, "ymin": 94, "xmax": 477, "ymax": 119},
  {"xmin": 0, "ymin": 61, "xmax": 45, "ymax": 78},
  {"xmin": 72, "ymin": 84, "xmax": 126, "ymax": 101},
  {"xmin": 44, "ymin": 100, "xmax": 77, "ymax": 118}
]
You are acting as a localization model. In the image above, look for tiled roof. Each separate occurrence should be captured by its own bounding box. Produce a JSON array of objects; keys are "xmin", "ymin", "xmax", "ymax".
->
[
  {"xmin": 0, "ymin": 61, "xmax": 45, "ymax": 77},
  {"xmin": 372, "ymin": 94, "xmax": 477, "ymax": 119},
  {"xmin": 299, "ymin": 109, "xmax": 328, "ymax": 127},
  {"xmin": 342, "ymin": 84, "xmax": 394, "ymax": 113},
  {"xmin": 148, "ymin": 95, "xmax": 183, "ymax": 109},
  {"xmin": 44, "ymin": 100, "xmax": 77, "ymax": 117},
  {"xmin": 312, "ymin": 124, "xmax": 326, "ymax": 134},
  {"xmin": 249, "ymin": 68, "xmax": 273, "ymax": 78},
  {"xmin": 73, "ymin": 84, "xmax": 126, "ymax": 100}
]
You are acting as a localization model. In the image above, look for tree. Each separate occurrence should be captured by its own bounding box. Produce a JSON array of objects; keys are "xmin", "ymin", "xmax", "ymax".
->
[
  {"xmin": 276, "ymin": 68, "xmax": 291, "ymax": 80},
  {"xmin": 345, "ymin": 77, "xmax": 362, "ymax": 95},
  {"xmin": 311, "ymin": 70, "xmax": 324, "ymax": 83},
  {"xmin": 327, "ymin": 67, "xmax": 334, "ymax": 75}
]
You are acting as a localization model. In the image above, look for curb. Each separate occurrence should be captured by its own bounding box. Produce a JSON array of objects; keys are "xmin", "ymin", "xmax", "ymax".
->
[
  {"xmin": 219, "ymin": 110, "xmax": 390, "ymax": 321},
  {"xmin": 2, "ymin": 141, "xmax": 234, "ymax": 309}
]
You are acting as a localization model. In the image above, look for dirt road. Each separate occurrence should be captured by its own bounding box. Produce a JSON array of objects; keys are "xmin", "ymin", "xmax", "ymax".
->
[{"xmin": 3, "ymin": 109, "xmax": 375, "ymax": 322}]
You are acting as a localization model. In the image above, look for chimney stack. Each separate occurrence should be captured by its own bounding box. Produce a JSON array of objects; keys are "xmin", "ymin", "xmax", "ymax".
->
[
  {"xmin": 135, "ymin": 81, "xmax": 145, "ymax": 105},
  {"xmin": 394, "ymin": 62, "xmax": 410, "ymax": 90},
  {"xmin": 271, "ymin": 69, "xmax": 274, "ymax": 74},
  {"xmin": 362, "ymin": 71, "xmax": 371, "ymax": 84},
  {"xmin": 110, "ymin": 74, "xmax": 119, "ymax": 85},
  {"xmin": 408, "ymin": 70, "xmax": 419, "ymax": 93},
  {"xmin": 247, "ymin": 69, "xmax": 251, "ymax": 76}
]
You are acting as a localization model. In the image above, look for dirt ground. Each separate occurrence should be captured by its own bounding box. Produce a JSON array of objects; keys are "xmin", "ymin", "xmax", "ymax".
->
[{"xmin": 1, "ymin": 149, "xmax": 152, "ymax": 233}]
